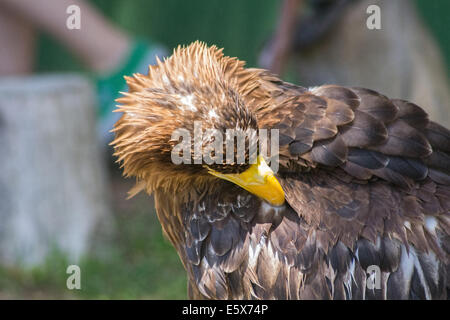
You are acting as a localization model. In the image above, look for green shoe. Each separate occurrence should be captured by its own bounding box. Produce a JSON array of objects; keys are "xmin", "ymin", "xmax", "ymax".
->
[{"xmin": 94, "ymin": 39, "xmax": 167, "ymax": 144}]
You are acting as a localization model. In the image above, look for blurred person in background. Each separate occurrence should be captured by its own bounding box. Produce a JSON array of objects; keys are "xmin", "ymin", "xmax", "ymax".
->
[
  {"xmin": 0, "ymin": 0, "xmax": 166, "ymax": 143},
  {"xmin": 260, "ymin": 0, "xmax": 450, "ymax": 127}
]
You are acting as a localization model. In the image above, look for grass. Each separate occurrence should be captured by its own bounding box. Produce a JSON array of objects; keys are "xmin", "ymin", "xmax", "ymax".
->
[{"xmin": 0, "ymin": 168, "xmax": 187, "ymax": 299}]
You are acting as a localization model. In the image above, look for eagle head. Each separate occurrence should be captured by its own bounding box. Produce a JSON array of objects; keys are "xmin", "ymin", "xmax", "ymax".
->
[{"xmin": 112, "ymin": 41, "xmax": 285, "ymax": 206}]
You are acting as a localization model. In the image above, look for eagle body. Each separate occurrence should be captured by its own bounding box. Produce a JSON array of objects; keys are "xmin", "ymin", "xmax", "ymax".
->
[{"xmin": 113, "ymin": 42, "xmax": 450, "ymax": 300}]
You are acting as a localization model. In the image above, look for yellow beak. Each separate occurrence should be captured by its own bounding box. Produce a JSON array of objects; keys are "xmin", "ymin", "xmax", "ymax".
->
[{"xmin": 207, "ymin": 155, "xmax": 285, "ymax": 206}]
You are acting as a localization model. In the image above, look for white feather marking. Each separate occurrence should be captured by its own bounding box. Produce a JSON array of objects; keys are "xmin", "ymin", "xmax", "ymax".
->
[
  {"xmin": 179, "ymin": 94, "xmax": 197, "ymax": 112},
  {"xmin": 197, "ymin": 201, "xmax": 206, "ymax": 213},
  {"xmin": 308, "ymin": 86, "xmax": 321, "ymax": 93},
  {"xmin": 208, "ymin": 109, "xmax": 219, "ymax": 119},
  {"xmin": 399, "ymin": 245, "xmax": 432, "ymax": 299},
  {"xmin": 267, "ymin": 240, "xmax": 278, "ymax": 261},
  {"xmin": 404, "ymin": 221, "xmax": 411, "ymax": 230},
  {"xmin": 162, "ymin": 74, "xmax": 170, "ymax": 85},
  {"xmin": 349, "ymin": 258, "xmax": 356, "ymax": 284},
  {"xmin": 399, "ymin": 245, "xmax": 415, "ymax": 281},
  {"xmin": 248, "ymin": 238, "xmax": 263, "ymax": 267},
  {"xmin": 344, "ymin": 258, "xmax": 356, "ymax": 299},
  {"xmin": 424, "ymin": 216, "xmax": 438, "ymax": 234},
  {"xmin": 410, "ymin": 247, "xmax": 432, "ymax": 300}
]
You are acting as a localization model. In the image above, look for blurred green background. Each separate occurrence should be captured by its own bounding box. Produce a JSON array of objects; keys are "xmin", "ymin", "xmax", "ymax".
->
[
  {"xmin": 37, "ymin": 0, "xmax": 450, "ymax": 74},
  {"xmin": 2, "ymin": 0, "xmax": 447, "ymax": 300}
]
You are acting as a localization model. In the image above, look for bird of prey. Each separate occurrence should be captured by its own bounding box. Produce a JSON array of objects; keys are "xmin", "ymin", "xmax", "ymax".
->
[{"xmin": 112, "ymin": 41, "xmax": 449, "ymax": 300}]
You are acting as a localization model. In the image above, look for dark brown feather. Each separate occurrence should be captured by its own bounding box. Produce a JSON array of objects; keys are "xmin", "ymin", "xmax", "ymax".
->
[{"xmin": 112, "ymin": 43, "xmax": 449, "ymax": 300}]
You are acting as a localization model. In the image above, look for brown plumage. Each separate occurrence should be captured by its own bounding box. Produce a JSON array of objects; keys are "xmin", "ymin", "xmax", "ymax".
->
[{"xmin": 112, "ymin": 41, "xmax": 450, "ymax": 300}]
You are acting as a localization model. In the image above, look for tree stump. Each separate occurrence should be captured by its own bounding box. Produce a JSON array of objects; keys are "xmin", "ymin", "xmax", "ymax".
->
[{"xmin": 0, "ymin": 74, "xmax": 110, "ymax": 266}]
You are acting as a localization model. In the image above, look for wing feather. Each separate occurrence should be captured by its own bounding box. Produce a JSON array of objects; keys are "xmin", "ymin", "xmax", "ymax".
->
[{"xmin": 240, "ymin": 76, "xmax": 449, "ymax": 299}]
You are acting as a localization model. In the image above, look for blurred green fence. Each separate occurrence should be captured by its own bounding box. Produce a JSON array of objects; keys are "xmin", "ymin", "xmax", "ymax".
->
[{"xmin": 36, "ymin": 0, "xmax": 450, "ymax": 74}]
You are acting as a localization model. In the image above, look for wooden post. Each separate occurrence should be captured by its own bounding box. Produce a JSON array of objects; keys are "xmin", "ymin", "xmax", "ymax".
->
[{"xmin": 0, "ymin": 74, "xmax": 110, "ymax": 266}]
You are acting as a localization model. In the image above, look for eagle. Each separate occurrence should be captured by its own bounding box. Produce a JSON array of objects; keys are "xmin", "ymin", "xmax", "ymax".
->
[{"xmin": 112, "ymin": 41, "xmax": 450, "ymax": 300}]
